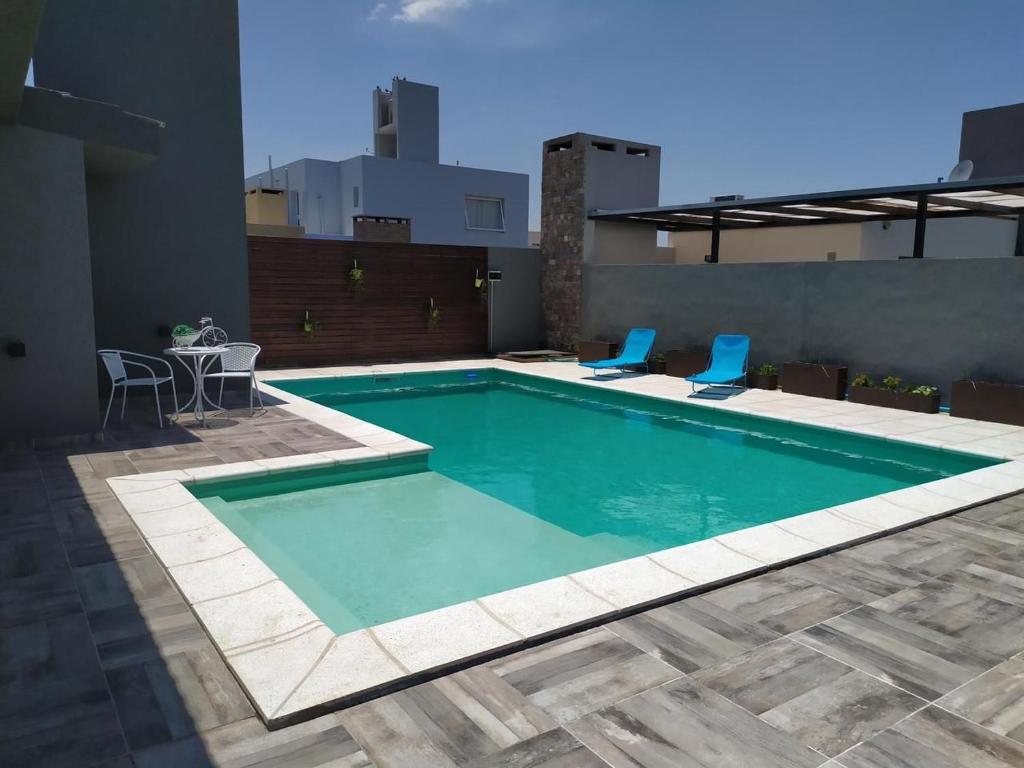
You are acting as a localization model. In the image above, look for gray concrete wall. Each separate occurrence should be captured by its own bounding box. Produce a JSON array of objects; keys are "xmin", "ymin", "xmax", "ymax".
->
[
  {"xmin": 34, "ymin": 0, "xmax": 250, "ymax": 355},
  {"xmin": 0, "ymin": 125, "xmax": 98, "ymax": 440},
  {"xmin": 487, "ymin": 248, "xmax": 544, "ymax": 353},
  {"xmin": 393, "ymin": 79, "xmax": 439, "ymax": 164},
  {"xmin": 583, "ymin": 258, "xmax": 1024, "ymax": 400},
  {"xmin": 960, "ymin": 102, "xmax": 1024, "ymax": 178}
]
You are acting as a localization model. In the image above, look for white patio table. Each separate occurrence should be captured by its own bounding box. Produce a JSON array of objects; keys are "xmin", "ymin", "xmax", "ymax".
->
[{"xmin": 164, "ymin": 346, "xmax": 226, "ymax": 427}]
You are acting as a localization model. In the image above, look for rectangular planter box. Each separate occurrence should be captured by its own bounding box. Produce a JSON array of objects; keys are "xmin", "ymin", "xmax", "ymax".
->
[
  {"xmin": 649, "ymin": 358, "xmax": 667, "ymax": 375},
  {"xmin": 577, "ymin": 340, "xmax": 618, "ymax": 363},
  {"xmin": 847, "ymin": 386, "xmax": 940, "ymax": 414},
  {"xmin": 782, "ymin": 362, "xmax": 848, "ymax": 400},
  {"xmin": 664, "ymin": 350, "xmax": 708, "ymax": 378},
  {"xmin": 747, "ymin": 372, "xmax": 779, "ymax": 390},
  {"xmin": 951, "ymin": 380, "xmax": 1024, "ymax": 426}
]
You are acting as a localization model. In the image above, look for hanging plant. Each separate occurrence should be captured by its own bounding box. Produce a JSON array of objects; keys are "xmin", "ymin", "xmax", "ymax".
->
[
  {"xmin": 349, "ymin": 259, "xmax": 365, "ymax": 292},
  {"xmin": 301, "ymin": 309, "xmax": 321, "ymax": 340},
  {"xmin": 427, "ymin": 298, "xmax": 441, "ymax": 330}
]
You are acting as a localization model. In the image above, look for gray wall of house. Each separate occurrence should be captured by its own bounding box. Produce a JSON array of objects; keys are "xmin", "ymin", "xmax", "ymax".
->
[
  {"xmin": 0, "ymin": 125, "xmax": 99, "ymax": 440},
  {"xmin": 34, "ymin": 0, "xmax": 250, "ymax": 358},
  {"xmin": 487, "ymin": 248, "xmax": 544, "ymax": 353},
  {"xmin": 582, "ymin": 258, "xmax": 1024, "ymax": 401}
]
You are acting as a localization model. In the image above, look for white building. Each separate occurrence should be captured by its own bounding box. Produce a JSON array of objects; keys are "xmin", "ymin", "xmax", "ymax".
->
[{"xmin": 245, "ymin": 78, "xmax": 528, "ymax": 247}]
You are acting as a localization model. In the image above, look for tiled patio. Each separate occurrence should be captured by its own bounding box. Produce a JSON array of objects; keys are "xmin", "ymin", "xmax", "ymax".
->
[{"xmin": 5, "ymin": 381, "xmax": 1024, "ymax": 767}]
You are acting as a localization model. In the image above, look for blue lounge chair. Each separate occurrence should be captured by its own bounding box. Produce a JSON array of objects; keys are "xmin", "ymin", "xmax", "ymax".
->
[
  {"xmin": 579, "ymin": 328, "xmax": 656, "ymax": 377},
  {"xmin": 685, "ymin": 334, "xmax": 750, "ymax": 393}
]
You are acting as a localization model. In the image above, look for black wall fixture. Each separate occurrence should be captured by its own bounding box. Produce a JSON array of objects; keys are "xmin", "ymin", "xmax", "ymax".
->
[{"xmin": 6, "ymin": 341, "xmax": 27, "ymax": 358}]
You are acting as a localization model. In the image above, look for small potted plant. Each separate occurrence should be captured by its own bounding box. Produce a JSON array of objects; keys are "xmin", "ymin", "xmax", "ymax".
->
[
  {"xmin": 951, "ymin": 378, "xmax": 1024, "ymax": 426},
  {"xmin": 748, "ymin": 363, "xmax": 779, "ymax": 390},
  {"xmin": 171, "ymin": 323, "xmax": 200, "ymax": 348},
  {"xmin": 427, "ymin": 298, "xmax": 441, "ymax": 331},
  {"xmin": 649, "ymin": 353, "xmax": 667, "ymax": 375},
  {"xmin": 847, "ymin": 372, "xmax": 940, "ymax": 413},
  {"xmin": 301, "ymin": 310, "xmax": 320, "ymax": 340},
  {"xmin": 782, "ymin": 361, "xmax": 848, "ymax": 400}
]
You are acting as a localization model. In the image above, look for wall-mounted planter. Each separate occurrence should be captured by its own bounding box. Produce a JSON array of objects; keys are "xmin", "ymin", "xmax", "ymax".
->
[
  {"xmin": 747, "ymin": 372, "xmax": 779, "ymax": 390},
  {"xmin": 951, "ymin": 380, "xmax": 1024, "ymax": 426},
  {"xmin": 664, "ymin": 350, "xmax": 708, "ymax": 378},
  {"xmin": 577, "ymin": 340, "xmax": 618, "ymax": 363},
  {"xmin": 847, "ymin": 386, "xmax": 940, "ymax": 414},
  {"xmin": 782, "ymin": 362, "xmax": 848, "ymax": 400}
]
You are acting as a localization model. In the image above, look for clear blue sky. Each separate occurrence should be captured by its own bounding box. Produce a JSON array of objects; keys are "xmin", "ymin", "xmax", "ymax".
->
[{"xmin": 240, "ymin": 0, "xmax": 1024, "ymax": 230}]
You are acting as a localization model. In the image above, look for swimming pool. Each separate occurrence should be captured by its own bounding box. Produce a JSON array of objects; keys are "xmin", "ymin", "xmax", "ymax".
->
[{"xmin": 196, "ymin": 369, "xmax": 993, "ymax": 634}]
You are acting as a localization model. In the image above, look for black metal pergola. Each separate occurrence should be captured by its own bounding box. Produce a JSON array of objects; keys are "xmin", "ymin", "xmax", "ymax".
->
[{"xmin": 588, "ymin": 176, "xmax": 1024, "ymax": 262}]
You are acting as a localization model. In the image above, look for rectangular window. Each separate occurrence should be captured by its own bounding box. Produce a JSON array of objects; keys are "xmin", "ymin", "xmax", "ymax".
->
[
  {"xmin": 465, "ymin": 196, "xmax": 505, "ymax": 232},
  {"xmin": 353, "ymin": 185, "xmax": 360, "ymax": 207}
]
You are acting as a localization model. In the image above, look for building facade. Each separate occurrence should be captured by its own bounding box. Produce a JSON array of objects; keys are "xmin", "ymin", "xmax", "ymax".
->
[{"xmin": 246, "ymin": 78, "xmax": 529, "ymax": 247}]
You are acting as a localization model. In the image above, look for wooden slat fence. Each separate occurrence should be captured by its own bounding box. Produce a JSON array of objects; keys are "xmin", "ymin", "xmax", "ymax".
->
[{"xmin": 249, "ymin": 237, "xmax": 488, "ymax": 367}]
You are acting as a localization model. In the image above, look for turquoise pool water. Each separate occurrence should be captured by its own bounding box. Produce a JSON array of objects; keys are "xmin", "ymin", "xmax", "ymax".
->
[{"xmin": 194, "ymin": 370, "xmax": 993, "ymax": 633}]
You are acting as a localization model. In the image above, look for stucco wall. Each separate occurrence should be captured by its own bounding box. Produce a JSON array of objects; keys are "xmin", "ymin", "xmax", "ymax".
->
[
  {"xmin": 669, "ymin": 218, "xmax": 1018, "ymax": 263},
  {"xmin": 34, "ymin": 0, "xmax": 250, "ymax": 355},
  {"xmin": 583, "ymin": 258, "xmax": 1024, "ymax": 401},
  {"xmin": 0, "ymin": 126, "xmax": 98, "ymax": 440},
  {"xmin": 487, "ymin": 248, "xmax": 544, "ymax": 353}
]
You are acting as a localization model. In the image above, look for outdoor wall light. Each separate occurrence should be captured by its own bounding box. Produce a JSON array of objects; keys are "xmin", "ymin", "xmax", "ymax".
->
[{"xmin": 6, "ymin": 341, "xmax": 26, "ymax": 358}]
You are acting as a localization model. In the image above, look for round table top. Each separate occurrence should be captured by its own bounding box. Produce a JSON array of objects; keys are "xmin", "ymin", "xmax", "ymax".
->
[{"xmin": 164, "ymin": 346, "xmax": 226, "ymax": 356}]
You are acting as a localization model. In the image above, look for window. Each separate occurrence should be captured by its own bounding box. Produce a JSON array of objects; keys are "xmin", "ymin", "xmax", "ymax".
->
[
  {"xmin": 465, "ymin": 196, "xmax": 505, "ymax": 232},
  {"xmin": 352, "ymin": 185, "xmax": 360, "ymax": 207}
]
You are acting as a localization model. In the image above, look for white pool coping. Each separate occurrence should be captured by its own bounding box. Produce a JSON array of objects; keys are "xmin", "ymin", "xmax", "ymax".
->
[{"xmin": 106, "ymin": 359, "xmax": 1024, "ymax": 727}]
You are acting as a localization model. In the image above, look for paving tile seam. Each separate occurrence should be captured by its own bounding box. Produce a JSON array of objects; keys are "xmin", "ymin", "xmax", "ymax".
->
[
  {"xmin": 564, "ymin": 575, "xmax": 623, "ymax": 609},
  {"xmin": 188, "ymin": 576, "xmax": 281, "ymax": 607},
  {"xmin": 271, "ymin": 634, "xmax": 339, "ymax": 719},
  {"xmin": 163, "ymin": 544, "xmax": 250, "ymax": 569},
  {"xmin": 474, "ymin": 599, "xmax": 527, "ymax": 639},
  {"xmin": 226, "ymin": 619, "xmax": 327, "ymax": 660},
  {"xmin": 222, "ymin": 619, "xmax": 325, "ymax": 656},
  {"xmin": 365, "ymin": 627, "xmax": 413, "ymax": 674},
  {"xmin": 827, "ymin": 698, "xmax": 934, "ymax": 766},
  {"xmin": 784, "ymin": 629, "xmax": 934, "ymax": 705}
]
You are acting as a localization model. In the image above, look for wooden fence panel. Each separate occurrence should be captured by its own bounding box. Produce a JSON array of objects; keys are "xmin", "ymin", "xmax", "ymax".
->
[{"xmin": 248, "ymin": 237, "xmax": 488, "ymax": 367}]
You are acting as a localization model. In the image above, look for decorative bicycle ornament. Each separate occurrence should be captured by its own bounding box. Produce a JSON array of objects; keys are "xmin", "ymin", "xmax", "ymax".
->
[{"xmin": 198, "ymin": 316, "xmax": 229, "ymax": 347}]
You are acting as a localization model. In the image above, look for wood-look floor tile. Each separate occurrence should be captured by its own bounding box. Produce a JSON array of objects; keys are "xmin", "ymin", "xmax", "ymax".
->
[
  {"xmin": 837, "ymin": 705, "xmax": 1024, "ymax": 768},
  {"xmin": 0, "ymin": 527, "xmax": 67, "ymax": 580},
  {"xmin": 919, "ymin": 517, "xmax": 1024, "ymax": 555},
  {"xmin": 702, "ymin": 570, "xmax": 861, "ymax": 634},
  {"xmin": 937, "ymin": 653, "xmax": 1024, "ymax": 744},
  {"xmin": 0, "ymin": 613, "xmax": 128, "ymax": 768},
  {"xmin": 133, "ymin": 713, "xmax": 371, "ymax": 768},
  {"xmin": 106, "ymin": 644, "xmax": 253, "ymax": 751},
  {"xmin": 0, "ymin": 568, "xmax": 81, "ymax": 628},
  {"xmin": 607, "ymin": 595, "xmax": 780, "ymax": 674},
  {"xmin": 937, "ymin": 554, "xmax": 1024, "ymax": 606},
  {"xmin": 795, "ymin": 605, "xmax": 1001, "ymax": 700},
  {"xmin": 843, "ymin": 530, "xmax": 983, "ymax": 580},
  {"xmin": 693, "ymin": 638, "xmax": 923, "ymax": 756},
  {"xmin": 566, "ymin": 676, "xmax": 824, "ymax": 768},
  {"xmin": 870, "ymin": 578, "xmax": 1024, "ymax": 659},
  {"xmin": 959, "ymin": 499, "xmax": 1024, "ymax": 532},
  {"xmin": 490, "ymin": 628, "xmax": 680, "ymax": 724},
  {"xmin": 786, "ymin": 550, "xmax": 922, "ymax": 604},
  {"xmin": 463, "ymin": 727, "xmax": 606, "ymax": 768}
]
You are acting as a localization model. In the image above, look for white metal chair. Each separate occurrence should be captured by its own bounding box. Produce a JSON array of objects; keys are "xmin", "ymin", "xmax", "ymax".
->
[
  {"xmin": 201, "ymin": 342, "xmax": 264, "ymax": 414},
  {"xmin": 98, "ymin": 350, "xmax": 179, "ymax": 429}
]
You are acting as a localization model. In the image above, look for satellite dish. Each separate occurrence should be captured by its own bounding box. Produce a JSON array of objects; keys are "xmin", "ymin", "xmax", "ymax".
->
[{"xmin": 947, "ymin": 159, "xmax": 974, "ymax": 182}]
